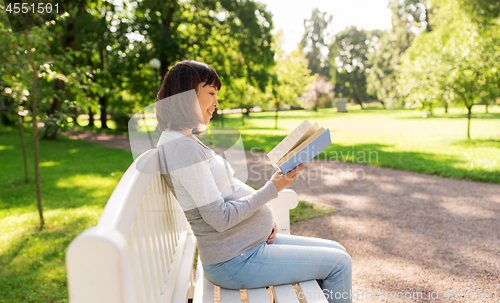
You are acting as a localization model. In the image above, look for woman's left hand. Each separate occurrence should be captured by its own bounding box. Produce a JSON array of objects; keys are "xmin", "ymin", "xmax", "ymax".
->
[{"xmin": 267, "ymin": 222, "xmax": 277, "ymax": 244}]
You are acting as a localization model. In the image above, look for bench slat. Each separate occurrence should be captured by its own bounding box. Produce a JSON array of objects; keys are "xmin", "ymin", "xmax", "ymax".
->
[
  {"xmin": 138, "ymin": 202, "xmax": 161, "ymax": 302},
  {"xmin": 220, "ymin": 288, "xmax": 242, "ymax": 303},
  {"xmin": 298, "ymin": 280, "xmax": 329, "ymax": 303},
  {"xmin": 144, "ymin": 190, "xmax": 166, "ymax": 289},
  {"xmin": 128, "ymin": 234, "xmax": 148, "ymax": 303},
  {"xmin": 168, "ymin": 232, "xmax": 196, "ymax": 303},
  {"xmin": 247, "ymin": 288, "xmax": 271, "ymax": 303},
  {"xmin": 193, "ymin": 257, "xmax": 214, "ymax": 303},
  {"xmin": 148, "ymin": 180, "xmax": 169, "ymax": 284},
  {"xmin": 133, "ymin": 215, "xmax": 157, "ymax": 303},
  {"xmin": 273, "ymin": 284, "xmax": 300, "ymax": 303}
]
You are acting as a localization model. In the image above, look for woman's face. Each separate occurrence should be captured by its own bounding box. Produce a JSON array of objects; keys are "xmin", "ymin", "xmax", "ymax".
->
[{"xmin": 197, "ymin": 82, "xmax": 219, "ymax": 124}]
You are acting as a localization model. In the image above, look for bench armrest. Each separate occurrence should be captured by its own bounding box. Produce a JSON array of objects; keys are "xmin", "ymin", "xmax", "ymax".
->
[
  {"xmin": 66, "ymin": 226, "xmax": 136, "ymax": 303},
  {"xmin": 268, "ymin": 189, "xmax": 299, "ymax": 235}
]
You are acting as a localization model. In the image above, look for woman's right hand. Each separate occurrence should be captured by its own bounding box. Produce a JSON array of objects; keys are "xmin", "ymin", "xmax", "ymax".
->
[{"xmin": 270, "ymin": 163, "xmax": 306, "ymax": 192}]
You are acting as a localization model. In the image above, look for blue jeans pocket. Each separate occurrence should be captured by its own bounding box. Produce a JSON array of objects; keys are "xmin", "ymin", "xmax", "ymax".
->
[{"xmin": 203, "ymin": 263, "xmax": 243, "ymax": 289}]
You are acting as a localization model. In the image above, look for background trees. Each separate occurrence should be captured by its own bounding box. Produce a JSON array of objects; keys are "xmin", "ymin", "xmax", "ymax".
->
[
  {"xmin": 366, "ymin": 0, "xmax": 429, "ymax": 108},
  {"xmin": 299, "ymin": 8, "xmax": 332, "ymax": 78},
  {"xmin": 399, "ymin": 0, "xmax": 500, "ymax": 138},
  {"xmin": 329, "ymin": 26, "xmax": 381, "ymax": 109}
]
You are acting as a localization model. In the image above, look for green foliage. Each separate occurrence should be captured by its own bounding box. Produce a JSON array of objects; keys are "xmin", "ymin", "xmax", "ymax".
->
[
  {"xmin": 367, "ymin": 0, "xmax": 429, "ymax": 108},
  {"xmin": 329, "ymin": 26, "xmax": 381, "ymax": 108},
  {"xmin": 299, "ymin": 8, "xmax": 332, "ymax": 78},
  {"xmin": 270, "ymin": 32, "xmax": 314, "ymax": 109},
  {"xmin": 127, "ymin": 0, "xmax": 275, "ymax": 104},
  {"xmin": 456, "ymin": 0, "xmax": 500, "ymax": 25},
  {"xmin": 399, "ymin": 2, "xmax": 500, "ymax": 138}
]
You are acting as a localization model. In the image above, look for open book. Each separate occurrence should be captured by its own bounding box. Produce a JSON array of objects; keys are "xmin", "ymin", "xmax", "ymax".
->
[{"xmin": 267, "ymin": 120, "xmax": 332, "ymax": 174}]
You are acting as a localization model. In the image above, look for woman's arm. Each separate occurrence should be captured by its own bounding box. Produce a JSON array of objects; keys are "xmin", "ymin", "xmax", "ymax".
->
[
  {"xmin": 166, "ymin": 141, "xmax": 276, "ymax": 232},
  {"xmin": 165, "ymin": 140, "xmax": 305, "ymax": 232}
]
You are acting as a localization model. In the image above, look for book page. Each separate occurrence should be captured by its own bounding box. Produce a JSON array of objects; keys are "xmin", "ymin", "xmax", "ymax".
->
[
  {"xmin": 276, "ymin": 127, "xmax": 325, "ymax": 167},
  {"xmin": 288, "ymin": 122, "xmax": 320, "ymax": 152},
  {"xmin": 266, "ymin": 120, "xmax": 312, "ymax": 163}
]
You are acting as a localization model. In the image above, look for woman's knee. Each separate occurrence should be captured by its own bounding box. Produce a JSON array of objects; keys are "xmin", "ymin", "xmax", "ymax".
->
[{"xmin": 335, "ymin": 251, "xmax": 352, "ymax": 274}]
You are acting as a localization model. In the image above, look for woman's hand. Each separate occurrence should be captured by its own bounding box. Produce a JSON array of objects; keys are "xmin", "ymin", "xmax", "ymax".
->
[
  {"xmin": 267, "ymin": 222, "xmax": 277, "ymax": 244},
  {"xmin": 270, "ymin": 163, "xmax": 306, "ymax": 192}
]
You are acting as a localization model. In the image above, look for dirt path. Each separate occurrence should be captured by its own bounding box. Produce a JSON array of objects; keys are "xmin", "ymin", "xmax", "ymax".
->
[{"xmin": 65, "ymin": 129, "xmax": 500, "ymax": 302}]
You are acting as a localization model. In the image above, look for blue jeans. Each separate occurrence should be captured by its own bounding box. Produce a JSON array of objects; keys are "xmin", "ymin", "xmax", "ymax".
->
[{"xmin": 202, "ymin": 234, "xmax": 352, "ymax": 303}]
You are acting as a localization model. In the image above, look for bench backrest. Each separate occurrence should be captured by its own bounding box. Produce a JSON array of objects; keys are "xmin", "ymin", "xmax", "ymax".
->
[{"xmin": 66, "ymin": 149, "xmax": 193, "ymax": 303}]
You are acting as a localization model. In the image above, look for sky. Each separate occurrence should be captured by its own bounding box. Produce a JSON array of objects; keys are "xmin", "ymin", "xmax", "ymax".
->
[{"xmin": 257, "ymin": 0, "xmax": 392, "ymax": 53}]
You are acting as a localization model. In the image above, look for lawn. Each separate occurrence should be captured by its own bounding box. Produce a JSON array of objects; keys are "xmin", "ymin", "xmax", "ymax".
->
[
  {"xmin": 208, "ymin": 105, "xmax": 499, "ymax": 184},
  {"xmin": 82, "ymin": 104, "xmax": 497, "ymax": 183},
  {"xmin": 0, "ymin": 128, "xmax": 132, "ymax": 302}
]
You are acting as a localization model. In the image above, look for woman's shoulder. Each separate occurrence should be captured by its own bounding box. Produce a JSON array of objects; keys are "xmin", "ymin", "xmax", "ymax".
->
[{"xmin": 157, "ymin": 131, "xmax": 209, "ymax": 168}]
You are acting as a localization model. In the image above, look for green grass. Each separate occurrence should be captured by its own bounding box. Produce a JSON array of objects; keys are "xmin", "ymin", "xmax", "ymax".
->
[
  {"xmin": 209, "ymin": 105, "xmax": 500, "ymax": 184},
  {"xmin": 290, "ymin": 201, "xmax": 336, "ymax": 224},
  {"xmin": 0, "ymin": 127, "xmax": 133, "ymax": 302}
]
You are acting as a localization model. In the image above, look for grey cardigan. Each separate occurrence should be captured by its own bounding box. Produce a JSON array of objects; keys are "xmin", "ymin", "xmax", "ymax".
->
[{"xmin": 157, "ymin": 131, "xmax": 278, "ymax": 265}]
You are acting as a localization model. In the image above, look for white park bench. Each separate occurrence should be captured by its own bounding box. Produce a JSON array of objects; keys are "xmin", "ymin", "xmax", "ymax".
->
[{"xmin": 66, "ymin": 149, "xmax": 328, "ymax": 303}]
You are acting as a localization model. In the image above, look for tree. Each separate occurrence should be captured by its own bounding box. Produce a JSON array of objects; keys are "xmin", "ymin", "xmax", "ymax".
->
[
  {"xmin": 270, "ymin": 32, "xmax": 313, "ymax": 128},
  {"xmin": 125, "ymin": 0, "xmax": 275, "ymax": 108},
  {"xmin": 299, "ymin": 8, "xmax": 332, "ymax": 78},
  {"xmin": 298, "ymin": 76, "xmax": 333, "ymax": 111},
  {"xmin": 367, "ymin": 0, "xmax": 429, "ymax": 108},
  {"xmin": 400, "ymin": 4, "xmax": 500, "ymax": 139},
  {"xmin": 218, "ymin": 77, "xmax": 267, "ymax": 126},
  {"xmin": 329, "ymin": 26, "xmax": 381, "ymax": 109},
  {"xmin": 457, "ymin": 0, "xmax": 500, "ymax": 25}
]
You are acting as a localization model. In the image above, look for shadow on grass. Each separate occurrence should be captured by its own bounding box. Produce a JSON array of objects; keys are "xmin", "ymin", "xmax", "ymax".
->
[
  {"xmin": 450, "ymin": 138, "xmax": 500, "ymax": 147},
  {"xmin": 242, "ymin": 133, "xmax": 500, "ymax": 184},
  {"xmin": 396, "ymin": 112, "xmax": 500, "ymax": 120},
  {"xmin": 326, "ymin": 143, "xmax": 499, "ymax": 183}
]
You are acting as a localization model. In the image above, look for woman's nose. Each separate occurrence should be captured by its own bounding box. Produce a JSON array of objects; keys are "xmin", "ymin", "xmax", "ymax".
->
[{"xmin": 214, "ymin": 99, "xmax": 219, "ymax": 108}]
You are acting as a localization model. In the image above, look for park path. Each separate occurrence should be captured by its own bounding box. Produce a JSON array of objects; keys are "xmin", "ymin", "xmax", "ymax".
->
[{"xmin": 65, "ymin": 129, "xmax": 500, "ymax": 302}]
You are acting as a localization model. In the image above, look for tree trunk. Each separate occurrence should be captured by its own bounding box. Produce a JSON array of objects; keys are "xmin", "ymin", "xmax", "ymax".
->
[
  {"xmin": 429, "ymin": 102, "xmax": 433, "ymax": 115},
  {"xmin": 485, "ymin": 104, "xmax": 488, "ymax": 113},
  {"xmin": 18, "ymin": 115, "xmax": 29, "ymax": 183},
  {"xmin": 467, "ymin": 106, "xmax": 472, "ymax": 139},
  {"xmin": 356, "ymin": 98, "xmax": 364, "ymax": 109},
  {"xmin": 99, "ymin": 47, "xmax": 109, "ymax": 129},
  {"xmin": 99, "ymin": 95, "xmax": 108, "ymax": 129},
  {"xmin": 88, "ymin": 107, "xmax": 95, "ymax": 128},
  {"xmin": 44, "ymin": 79, "xmax": 64, "ymax": 139},
  {"xmin": 241, "ymin": 112, "xmax": 245, "ymax": 126},
  {"xmin": 71, "ymin": 107, "xmax": 80, "ymax": 126},
  {"xmin": 24, "ymin": 28, "xmax": 44, "ymax": 230},
  {"xmin": 444, "ymin": 101, "xmax": 448, "ymax": 113},
  {"xmin": 275, "ymin": 101, "xmax": 279, "ymax": 129},
  {"xmin": 221, "ymin": 113, "xmax": 224, "ymax": 128}
]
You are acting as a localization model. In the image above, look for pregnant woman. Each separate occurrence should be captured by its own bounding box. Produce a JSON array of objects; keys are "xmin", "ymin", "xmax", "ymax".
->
[{"xmin": 156, "ymin": 60, "xmax": 352, "ymax": 303}]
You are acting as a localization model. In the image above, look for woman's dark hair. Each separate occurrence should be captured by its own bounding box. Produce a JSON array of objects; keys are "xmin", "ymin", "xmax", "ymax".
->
[{"xmin": 156, "ymin": 60, "xmax": 222, "ymax": 134}]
